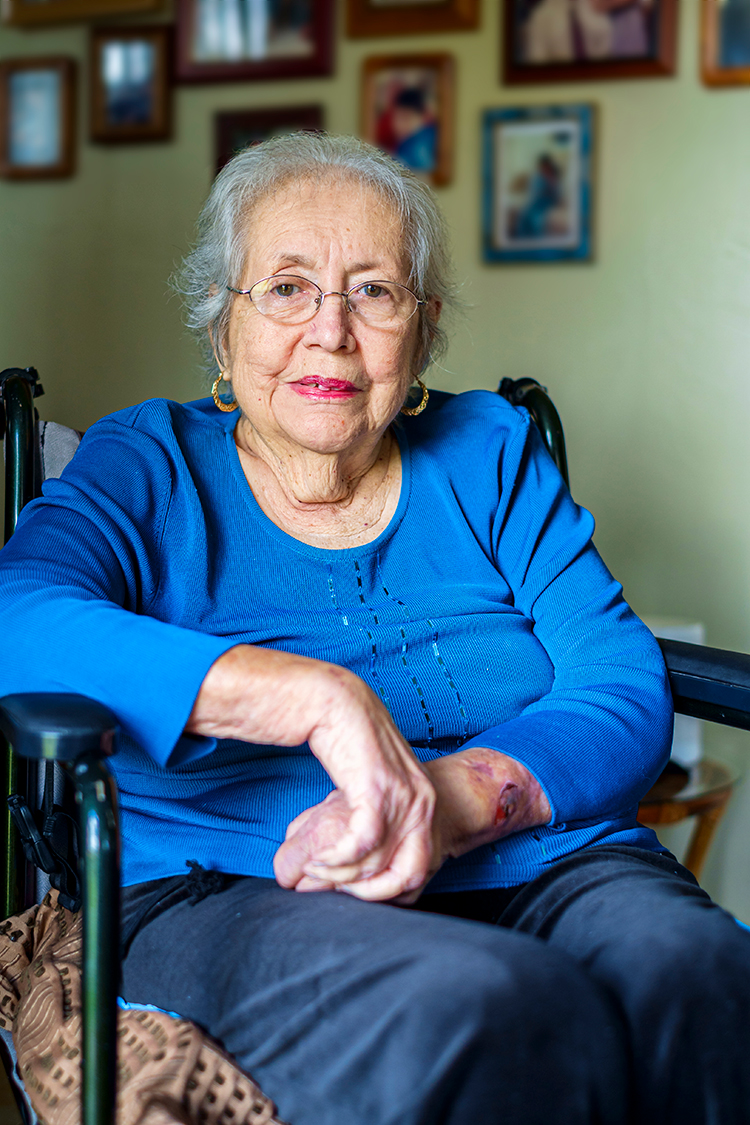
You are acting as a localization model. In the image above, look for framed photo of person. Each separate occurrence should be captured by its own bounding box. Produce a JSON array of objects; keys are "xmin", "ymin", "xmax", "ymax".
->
[
  {"xmin": 503, "ymin": 0, "xmax": 678, "ymax": 84},
  {"xmin": 2, "ymin": 0, "xmax": 162, "ymax": 26},
  {"xmin": 347, "ymin": 0, "xmax": 479, "ymax": 37},
  {"xmin": 701, "ymin": 0, "xmax": 750, "ymax": 86},
  {"xmin": 214, "ymin": 105, "xmax": 324, "ymax": 174},
  {"xmin": 361, "ymin": 53, "xmax": 454, "ymax": 187},
  {"xmin": 175, "ymin": 0, "xmax": 335, "ymax": 83},
  {"xmin": 482, "ymin": 104, "xmax": 595, "ymax": 264},
  {"xmin": 90, "ymin": 26, "xmax": 171, "ymax": 143},
  {"xmin": 0, "ymin": 57, "xmax": 76, "ymax": 180}
]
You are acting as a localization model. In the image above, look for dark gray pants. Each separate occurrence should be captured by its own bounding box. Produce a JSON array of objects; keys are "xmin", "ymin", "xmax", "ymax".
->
[{"xmin": 120, "ymin": 847, "xmax": 750, "ymax": 1125}]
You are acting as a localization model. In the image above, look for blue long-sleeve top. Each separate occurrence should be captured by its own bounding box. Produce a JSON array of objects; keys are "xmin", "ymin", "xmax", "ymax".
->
[{"xmin": 0, "ymin": 389, "xmax": 673, "ymax": 889}]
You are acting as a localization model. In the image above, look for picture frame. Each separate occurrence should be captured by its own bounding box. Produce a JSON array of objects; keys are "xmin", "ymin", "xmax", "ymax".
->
[
  {"xmin": 215, "ymin": 105, "xmax": 324, "ymax": 174},
  {"xmin": 90, "ymin": 26, "xmax": 172, "ymax": 144},
  {"xmin": 503, "ymin": 0, "xmax": 677, "ymax": 84},
  {"xmin": 347, "ymin": 0, "xmax": 479, "ymax": 37},
  {"xmin": 175, "ymin": 0, "xmax": 335, "ymax": 84},
  {"xmin": 482, "ymin": 104, "xmax": 595, "ymax": 265},
  {"xmin": 1, "ymin": 0, "xmax": 162, "ymax": 27},
  {"xmin": 0, "ymin": 57, "xmax": 76, "ymax": 180},
  {"xmin": 701, "ymin": 0, "xmax": 750, "ymax": 86},
  {"xmin": 361, "ymin": 53, "xmax": 455, "ymax": 187}
]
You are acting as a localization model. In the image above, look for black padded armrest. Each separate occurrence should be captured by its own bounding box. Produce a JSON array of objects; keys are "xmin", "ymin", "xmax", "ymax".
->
[
  {"xmin": 0, "ymin": 692, "xmax": 118, "ymax": 760},
  {"xmin": 657, "ymin": 638, "xmax": 750, "ymax": 731}
]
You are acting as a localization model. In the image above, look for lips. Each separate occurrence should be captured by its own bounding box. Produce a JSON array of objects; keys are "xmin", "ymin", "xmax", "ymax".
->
[{"xmin": 291, "ymin": 377, "xmax": 360, "ymax": 399}]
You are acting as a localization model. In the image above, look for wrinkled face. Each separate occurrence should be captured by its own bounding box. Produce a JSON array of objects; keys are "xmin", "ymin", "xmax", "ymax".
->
[{"xmin": 223, "ymin": 177, "xmax": 426, "ymax": 456}]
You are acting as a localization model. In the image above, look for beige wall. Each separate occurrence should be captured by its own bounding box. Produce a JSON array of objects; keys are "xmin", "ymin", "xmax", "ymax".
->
[{"xmin": 2, "ymin": 0, "xmax": 750, "ymax": 920}]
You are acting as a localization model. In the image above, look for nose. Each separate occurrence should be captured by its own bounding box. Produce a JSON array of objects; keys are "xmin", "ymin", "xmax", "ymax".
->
[{"xmin": 306, "ymin": 290, "xmax": 355, "ymax": 351}]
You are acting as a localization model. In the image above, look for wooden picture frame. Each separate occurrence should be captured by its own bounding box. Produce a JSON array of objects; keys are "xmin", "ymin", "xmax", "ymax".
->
[
  {"xmin": 175, "ymin": 0, "xmax": 334, "ymax": 84},
  {"xmin": 361, "ymin": 53, "xmax": 454, "ymax": 187},
  {"xmin": 347, "ymin": 0, "xmax": 479, "ymax": 37},
  {"xmin": 482, "ymin": 104, "xmax": 595, "ymax": 265},
  {"xmin": 701, "ymin": 0, "xmax": 750, "ymax": 86},
  {"xmin": 90, "ymin": 26, "xmax": 172, "ymax": 144},
  {"xmin": 2, "ymin": 0, "xmax": 162, "ymax": 26},
  {"xmin": 215, "ymin": 105, "xmax": 324, "ymax": 174},
  {"xmin": 503, "ymin": 0, "xmax": 677, "ymax": 84},
  {"xmin": 0, "ymin": 57, "xmax": 76, "ymax": 180}
]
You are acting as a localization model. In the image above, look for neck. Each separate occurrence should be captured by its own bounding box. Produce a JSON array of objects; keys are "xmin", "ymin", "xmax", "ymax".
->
[{"xmin": 235, "ymin": 417, "xmax": 393, "ymax": 508}]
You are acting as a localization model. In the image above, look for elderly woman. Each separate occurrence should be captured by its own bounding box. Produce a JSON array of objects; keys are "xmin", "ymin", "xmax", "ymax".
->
[{"xmin": 0, "ymin": 133, "xmax": 748, "ymax": 1125}]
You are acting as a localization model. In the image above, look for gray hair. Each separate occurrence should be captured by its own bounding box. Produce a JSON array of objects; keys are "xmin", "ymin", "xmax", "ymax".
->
[{"xmin": 173, "ymin": 131, "xmax": 457, "ymax": 381}]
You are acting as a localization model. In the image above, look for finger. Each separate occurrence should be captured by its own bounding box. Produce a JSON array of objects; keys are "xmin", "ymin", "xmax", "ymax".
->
[{"xmin": 294, "ymin": 874, "xmax": 337, "ymax": 892}]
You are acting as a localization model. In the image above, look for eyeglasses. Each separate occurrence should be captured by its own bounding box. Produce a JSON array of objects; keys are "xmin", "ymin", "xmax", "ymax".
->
[{"xmin": 226, "ymin": 274, "xmax": 425, "ymax": 328}]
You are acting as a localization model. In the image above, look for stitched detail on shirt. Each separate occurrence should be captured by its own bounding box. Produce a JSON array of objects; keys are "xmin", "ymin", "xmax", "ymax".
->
[
  {"xmin": 427, "ymin": 618, "xmax": 470, "ymax": 745},
  {"xmin": 351, "ymin": 560, "xmax": 391, "ymax": 714},
  {"xmin": 326, "ymin": 569, "xmax": 349, "ymax": 626},
  {"xmin": 378, "ymin": 559, "xmax": 463, "ymax": 747}
]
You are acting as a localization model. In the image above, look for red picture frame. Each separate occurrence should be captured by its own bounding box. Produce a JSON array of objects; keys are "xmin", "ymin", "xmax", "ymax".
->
[
  {"xmin": 503, "ymin": 0, "xmax": 678, "ymax": 84},
  {"xmin": 175, "ymin": 0, "xmax": 334, "ymax": 84}
]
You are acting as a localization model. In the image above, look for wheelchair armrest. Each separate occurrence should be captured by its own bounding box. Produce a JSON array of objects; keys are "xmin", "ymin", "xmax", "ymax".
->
[
  {"xmin": 0, "ymin": 691, "xmax": 120, "ymax": 1125},
  {"xmin": 657, "ymin": 638, "xmax": 750, "ymax": 731},
  {"xmin": 0, "ymin": 692, "xmax": 118, "ymax": 761}
]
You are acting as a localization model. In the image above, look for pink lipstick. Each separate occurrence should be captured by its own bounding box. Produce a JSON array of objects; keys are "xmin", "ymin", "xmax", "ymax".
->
[{"xmin": 291, "ymin": 377, "xmax": 360, "ymax": 400}]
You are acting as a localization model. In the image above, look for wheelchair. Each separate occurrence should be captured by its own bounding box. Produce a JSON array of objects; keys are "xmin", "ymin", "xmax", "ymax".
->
[{"xmin": 1, "ymin": 364, "xmax": 749, "ymax": 1125}]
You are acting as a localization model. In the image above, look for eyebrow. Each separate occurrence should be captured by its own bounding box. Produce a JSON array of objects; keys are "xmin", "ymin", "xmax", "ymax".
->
[{"xmin": 271, "ymin": 253, "xmax": 388, "ymax": 274}]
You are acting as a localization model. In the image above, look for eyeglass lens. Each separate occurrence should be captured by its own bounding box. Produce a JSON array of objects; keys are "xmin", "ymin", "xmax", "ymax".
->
[{"xmin": 249, "ymin": 275, "xmax": 419, "ymax": 326}]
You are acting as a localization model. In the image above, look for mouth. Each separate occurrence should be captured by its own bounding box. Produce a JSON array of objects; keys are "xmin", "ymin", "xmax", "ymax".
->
[{"xmin": 290, "ymin": 377, "xmax": 361, "ymax": 400}]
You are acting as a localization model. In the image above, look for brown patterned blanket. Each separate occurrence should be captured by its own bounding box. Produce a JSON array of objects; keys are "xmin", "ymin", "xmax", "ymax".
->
[{"xmin": 0, "ymin": 891, "xmax": 286, "ymax": 1125}]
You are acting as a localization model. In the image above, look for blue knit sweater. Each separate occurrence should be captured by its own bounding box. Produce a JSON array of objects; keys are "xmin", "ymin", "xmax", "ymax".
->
[{"xmin": 0, "ymin": 390, "xmax": 672, "ymax": 889}]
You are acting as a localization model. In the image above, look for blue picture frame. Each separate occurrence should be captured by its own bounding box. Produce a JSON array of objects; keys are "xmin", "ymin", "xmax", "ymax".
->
[{"xmin": 482, "ymin": 104, "xmax": 594, "ymax": 265}]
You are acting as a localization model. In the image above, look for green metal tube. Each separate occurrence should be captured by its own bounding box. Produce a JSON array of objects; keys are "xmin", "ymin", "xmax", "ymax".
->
[
  {"xmin": 3, "ymin": 376, "xmax": 36, "ymax": 545},
  {"xmin": 1, "ymin": 375, "xmax": 37, "ymax": 918},
  {"xmin": 72, "ymin": 754, "xmax": 120, "ymax": 1125}
]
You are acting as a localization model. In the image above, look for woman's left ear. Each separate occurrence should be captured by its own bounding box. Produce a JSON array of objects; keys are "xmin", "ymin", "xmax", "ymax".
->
[{"xmin": 428, "ymin": 298, "xmax": 442, "ymax": 323}]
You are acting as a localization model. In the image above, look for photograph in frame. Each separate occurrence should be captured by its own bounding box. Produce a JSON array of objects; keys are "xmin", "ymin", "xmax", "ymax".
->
[
  {"xmin": 361, "ymin": 53, "xmax": 454, "ymax": 186},
  {"xmin": 702, "ymin": 0, "xmax": 750, "ymax": 86},
  {"xmin": 90, "ymin": 26, "xmax": 172, "ymax": 143},
  {"xmin": 175, "ymin": 0, "xmax": 334, "ymax": 83},
  {"xmin": 503, "ymin": 0, "xmax": 677, "ymax": 83},
  {"xmin": 2, "ymin": 0, "xmax": 162, "ymax": 27},
  {"xmin": 347, "ymin": 0, "xmax": 479, "ymax": 37},
  {"xmin": 0, "ymin": 57, "xmax": 76, "ymax": 179},
  {"xmin": 215, "ymin": 105, "xmax": 323, "ymax": 174},
  {"xmin": 482, "ymin": 104, "xmax": 594, "ymax": 264}
]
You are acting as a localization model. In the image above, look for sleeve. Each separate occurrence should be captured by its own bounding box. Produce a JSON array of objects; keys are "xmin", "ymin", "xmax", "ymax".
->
[
  {"xmin": 0, "ymin": 412, "xmax": 235, "ymax": 767},
  {"xmin": 462, "ymin": 412, "xmax": 673, "ymax": 824}
]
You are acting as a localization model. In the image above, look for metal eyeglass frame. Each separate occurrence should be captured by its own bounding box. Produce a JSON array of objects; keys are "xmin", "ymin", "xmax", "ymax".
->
[{"xmin": 226, "ymin": 274, "xmax": 426, "ymax": 325}]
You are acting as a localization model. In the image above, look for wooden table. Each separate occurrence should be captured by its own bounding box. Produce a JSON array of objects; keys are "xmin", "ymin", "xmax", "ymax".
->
[{"xmin": 638, "ymin": 760, "xmax": 736, "ymax": 880}]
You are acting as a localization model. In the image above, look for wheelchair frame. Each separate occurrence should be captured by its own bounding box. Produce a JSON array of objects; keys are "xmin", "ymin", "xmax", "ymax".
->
[{"xmin": 0, "ymin": 366, "xmax": 748, "ymax": 1125}]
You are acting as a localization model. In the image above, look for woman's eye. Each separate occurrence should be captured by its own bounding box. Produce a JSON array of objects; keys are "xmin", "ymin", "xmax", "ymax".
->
[
  {"xmin": 362, "ymin": 284, "xmax": 389, "ymax": 299},
  {"xmin": 273, "ymin": 283, "xmax": 298, "ymax": 298}
]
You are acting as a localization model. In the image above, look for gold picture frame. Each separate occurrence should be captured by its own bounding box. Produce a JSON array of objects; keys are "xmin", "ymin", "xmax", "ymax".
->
[
  {"xmin": 361, "ymin": 53, "xmax": 455, "ymax": 188},
  {"xmin": 701, "ymin": 0, "xmax": 750, "ymax": 86},
  {"xmin": 0, "ymin": 56, "xmax": 76, "ymax": 180}
]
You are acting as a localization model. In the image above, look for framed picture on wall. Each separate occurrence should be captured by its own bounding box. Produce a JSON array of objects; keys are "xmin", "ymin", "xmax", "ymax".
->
[
  {"xmin": 215, "ymin": 105, "xmax": 324, "ymax": 173},
  {"xmin": 361, "ymin": 53, "xmax": 454, "ymax": 186},
  {"xmin": 90, "ymin": 26, "xmax": 172, "ymax": 143},
  {"xmin": 482, "ymin": 104, "xmax": 595, "ymax": 264},
  {"xmin": 1, "ymin": 0, "xmax": 162, "ymax": 26},
  {"xmin": 701, "ymin": 0, "xmax": 750, "ymax": 86},
  {"xmin": 0, "ymin": 57, "xmax": 76, "ymax": 179},
  {"xmin": 175, "ymin": 0, "xmax": 335, "ymax": 83},
  {"xmin": 503, "ymin": 0, "xmax": 678, "ymax": 83},
  {"xmin": 347, "ymin": 0, "xmax": 479, "ymax": 37}
]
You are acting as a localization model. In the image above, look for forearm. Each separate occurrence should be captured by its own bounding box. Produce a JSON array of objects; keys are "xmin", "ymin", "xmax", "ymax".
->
[{"xmin": 424, "ymin": 747, "xmax": 551, "ymax": 861}]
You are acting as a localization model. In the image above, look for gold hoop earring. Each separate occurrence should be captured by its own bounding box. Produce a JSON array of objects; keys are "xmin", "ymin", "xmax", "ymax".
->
[
  {"xmin": 401, "ymin": 379, "xmax": 429, "ymax": 417},
  {"xmin": 212, "ymin": 375, "xmax": 237, "ymax": 413}
]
